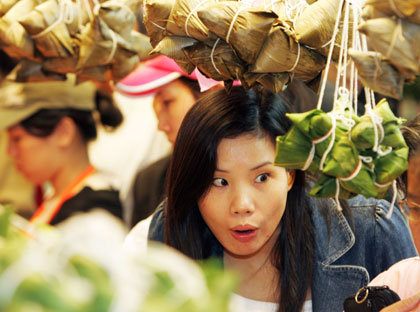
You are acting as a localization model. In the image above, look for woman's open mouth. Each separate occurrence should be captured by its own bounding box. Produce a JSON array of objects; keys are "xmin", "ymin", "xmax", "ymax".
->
[{"xmin": 230, "ymin": 225, "xmax": 258, "ymax": 243}]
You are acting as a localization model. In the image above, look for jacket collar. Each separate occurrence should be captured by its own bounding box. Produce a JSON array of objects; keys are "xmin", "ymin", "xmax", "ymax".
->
[{"xmin": 309, "ymin": 197, "xmax": 355, "ymax": 265}]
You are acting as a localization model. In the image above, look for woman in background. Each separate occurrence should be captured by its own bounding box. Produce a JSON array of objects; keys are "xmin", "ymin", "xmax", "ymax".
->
[
  {"xmin": 117, "ymin": 55, "xmax": 214, "ymax": 226},
  {"xmin": 1, "ymin": 76, "xmax": 124, "ymax": 225}
]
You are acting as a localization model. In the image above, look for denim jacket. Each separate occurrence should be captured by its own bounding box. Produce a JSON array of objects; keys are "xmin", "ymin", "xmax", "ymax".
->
[{"xmin": 148, "ymin": 195, "xmax": 417, "ymax": 312}]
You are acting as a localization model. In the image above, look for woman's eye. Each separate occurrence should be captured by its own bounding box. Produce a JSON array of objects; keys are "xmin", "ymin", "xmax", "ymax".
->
[
  {"xmin": 255, "ymin": 173, "xmax": 269, "ymax": 183},
  {"xmin": 162, "ymin": 99, "xmax": 173, "ymax": 107},
  {"xmin": 213, "ymin": 178, "xmax": 228, "ymax": 187}
]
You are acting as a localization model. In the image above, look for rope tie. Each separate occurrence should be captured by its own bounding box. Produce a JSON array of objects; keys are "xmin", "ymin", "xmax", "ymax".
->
[
  {"xmin": 374, "ymin": 181, "xmax": 392, "ymax": 188},
  {"xmin": 105, "ymin": 30, "xmax": 118, "ymax": 64},
  {"xmin": 151, "ymin": 21, "xmax": 166, "ymax": 31},
  {"xmin": 319, "ymin": 114, "xmax": 336, "ymax": 170},
  {"xmin": 226, "ymin": 4, "xmax": 249, "ymax": 44},
  {"xmin": 386, "ymin": 18, "xmax": 405, "ymax": 59},
  {"xmin": 302, "ymin": 144, "xmax": 315, "ymax": 171},
  {"xmin": 185, "ymin": 0, "xmax": 209, "ymax": 37},
  {"xmin": 335, "ymin": 155, "xmax": 364, "ymax": 211},
  {"xmin": 388, "ymin": 0, "xmax": 404, "ymax": 18},
  {"xmin": 340, "ymin": 157, "xmax": 362, "ymax": 182},
  {"xmin": 32, "ymin": 0, "xmax": 74, "ymax": 39},
  {"xmin": 316, "ymin": 0, "xmax": 346, "ymax": 110},
  {"xmin": 301, "ymin": 114, "xmax": 336, "ymax": 171},
  {"xmin": 364, "ymin": 104, "xmax": 384, "ymax": 152},
  {"xmin": 386, "ymin": 181, "xmax": 398, "ymax": 219},
  {"xmin": 376, "ymin": 145, "xmax": 393, "ymax": 157},
  {"xmin": 288, "ymin": 42, "xmax": 301, "ymax": 72},
  {"xmin": 210, "ymin": 38, "xmax": 223, "ymax": 76}
]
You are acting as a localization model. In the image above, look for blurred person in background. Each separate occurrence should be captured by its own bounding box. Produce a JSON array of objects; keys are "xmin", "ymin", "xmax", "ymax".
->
[
  {"xmin": 0, "ymin": 51, "xmax": 37, "ymax": 218},
  {"xmin": 116, "ymin": 55, "xmax": 214, "ymax": 227},
  {"xmin": 0, "ymin": 76, "xmax": 124, "ymax": 225},
  {"xmin": 399, "ymin": 113, "xmax": 420, "ymax": 253}
]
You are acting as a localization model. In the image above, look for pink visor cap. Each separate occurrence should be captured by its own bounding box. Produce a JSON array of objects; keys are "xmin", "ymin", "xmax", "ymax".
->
[{"xmin": 116, "ymin": 55, "xmax": 224, "ymax": 96}]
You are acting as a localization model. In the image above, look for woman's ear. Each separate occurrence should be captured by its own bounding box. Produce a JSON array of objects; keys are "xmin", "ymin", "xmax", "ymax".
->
[
  {"xmin": 53, "ymin": 117, "xmax": 77, "ymax": 147},
  {"xmin": 287, "ymin": 169, "xmax": 295, "ymax": 191}
]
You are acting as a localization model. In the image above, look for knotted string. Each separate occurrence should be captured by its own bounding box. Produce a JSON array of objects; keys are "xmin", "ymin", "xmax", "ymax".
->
[
  {"xmin": 288, "ymin": 42, "xmax": 301, "ymax": 72},
  {"xmin": 388, "ymin": 0, "xmax": 404, "ymax": 18},
  {"xmin": 185, "ymin": 0, "xmax": 210, "ymax": 37},
  {"xmin": 210, "ymin": 38, "xmax": 223, "ymax": 76},
  {"xmin": 316, "ymin": 0, "xmax": 346, "ymax": 110},
  {"xmin": 32, "ymin": 0, "xmax": 74, "ymax": 39},
  {"xmin": 226, "ymin": 3, "xmax": 250, "ymax": 44}
]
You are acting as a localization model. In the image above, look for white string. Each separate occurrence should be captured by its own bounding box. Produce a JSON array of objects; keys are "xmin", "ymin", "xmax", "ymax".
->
[
  {"xmin": 319, "ymin": 114, "xmax": 337, "ymax": 171},
  {"xmin": 284, "ymin": 0, "xmax": 308, "ymax": 28},
  {"xmin": 377, "ymin": 146, "xmax": 393, "ymax": 157},
  {"xmin": 386, "ymin": 181, "xmax": 398, "ymax": 219},
  {"xmin": 316, "ymin": 0, "xmax": 345, "ymax": 110},
  {"xmin": 152, "ymin": 21, "xmax": 166, "ymax": 31},
  {"xmin": 340, "ymin": 158, "xmax": 362, "ymax": 182},
  {"xmin": 388, "ymin": 0, "xmax": 404, "ymax": 18},
  {"xmin": 375, "ymin": 181, "xmax": 392, "ymax": 188},
  {"xmin": 210, "ymin": 38, "xmax": 223, "ymax": 76},
  {"xmin": 32, "ymin": 0, "xmax": 74, "ymax": 39},
  {"xmin": 288, "ymin": 43, "xmax": 301, "ymax": 72},
  {"xmin": 333, "ymin": 0, "xmax": 350, "ymax": 111},
  {"xmin": 301, "ymin": 113, "xmax": 336, "ymax": 171},
  {"xmin": 105, "ymin": 30, "xmax": 118, "ymax": 64},
  {"xmin": 335, "ymin": 178, "xmax": 342, "ymax": 211},
  {"xmin": 364, "ymin": 104, "xmax": 383, "ymax": 152},
  {"xmin": 185, "ymin": 0, "xmax": 209, "ymax": 37},
  {"xmin": 302, "ymin": 144, "xmax": 315, "ymax": 171},
  {"xmin": 226, "ymin": 4, "xmax": 249, "ymax": 44}
]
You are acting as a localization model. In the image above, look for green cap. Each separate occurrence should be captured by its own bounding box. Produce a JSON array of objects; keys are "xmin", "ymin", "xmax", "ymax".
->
[{"xmin": 0, "ymin": 77, "xmax": 96, "ymax": 131}]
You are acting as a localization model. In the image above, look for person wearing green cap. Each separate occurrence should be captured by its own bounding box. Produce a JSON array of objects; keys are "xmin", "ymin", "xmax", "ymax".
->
[{"xmin": 0, "ymin": 77, "xmax": 124, "ymax": 225}]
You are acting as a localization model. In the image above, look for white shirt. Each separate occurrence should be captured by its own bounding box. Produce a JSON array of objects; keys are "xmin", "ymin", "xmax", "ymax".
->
[{"xmin": 230, "ymin": 293, "xmax": 313, "ymax": 312}]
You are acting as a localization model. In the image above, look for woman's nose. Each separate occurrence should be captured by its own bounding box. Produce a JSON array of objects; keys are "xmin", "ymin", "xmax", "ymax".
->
[
  {"xmin": 230, "ymin": 186, "xmax": 255, "ymax": 215},
  {"xmin": 157, "ymin": 117, "xmax": 171, "ymax": 133}
]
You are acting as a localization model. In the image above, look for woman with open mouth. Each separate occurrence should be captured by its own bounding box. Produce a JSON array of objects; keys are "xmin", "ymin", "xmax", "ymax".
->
[{"xmin": 145, "ymin": 86, "xmax": 416, "ymax": 312}]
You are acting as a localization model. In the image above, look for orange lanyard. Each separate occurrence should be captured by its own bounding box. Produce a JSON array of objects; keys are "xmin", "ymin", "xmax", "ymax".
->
[{"xmin": 30, "ymin": 165, "xmax": 95, "ymax": 225}]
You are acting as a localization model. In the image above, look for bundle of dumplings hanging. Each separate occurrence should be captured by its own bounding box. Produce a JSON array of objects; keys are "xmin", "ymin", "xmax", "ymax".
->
[
  {"xmin": 0, "ymin": 0, "xmax": 152, "ymax": 84},
  {"xmin": 348, "ymin": 49, "xmax": 405, "ymax": 99},
  {"xmin": 0, "ymin": 0, "xmax": 39, "ymax": 60},
  {"xmin": 273, "ymin": 95, "xmax": 411, "ymax": 200},
  {"xmin": 350, "ymin": 99, "xmax": 408, "ymax": 197}
]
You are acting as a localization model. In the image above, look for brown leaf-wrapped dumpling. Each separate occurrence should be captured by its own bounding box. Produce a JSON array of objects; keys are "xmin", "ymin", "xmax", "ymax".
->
[
  {"xmin": 183, "ymin": 39, "xmax": 245, "ymax": 81},
  {"xmin": 251, "ymin": 25, "xmax": 325, "ymax": 82},
  {"xmin": 348, "ymin": 49, "xmax": 405, "ymax": 99},
  {"xmin": 198, "ymin": 1, "xmax": 277, "ymax": 64}
]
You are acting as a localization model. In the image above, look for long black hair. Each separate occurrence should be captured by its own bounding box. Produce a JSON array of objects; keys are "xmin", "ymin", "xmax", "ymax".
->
[
  {"xmin": 20, "ymin": 91, "xmax": 123, "ymax": 141},
  {"xmin": 164, "ymin": 86, "xmax": 314, "ymax": 312}
]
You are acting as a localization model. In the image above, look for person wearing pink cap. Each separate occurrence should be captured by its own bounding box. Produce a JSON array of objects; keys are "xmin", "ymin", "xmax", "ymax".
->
[{"xmin": 117, "ymin": 55, "xmax": 219, "ymax": 227}]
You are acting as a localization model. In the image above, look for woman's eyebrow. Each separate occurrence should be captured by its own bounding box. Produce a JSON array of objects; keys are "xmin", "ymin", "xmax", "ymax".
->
[
  {"xmin": 251, "ymin": 161, "xmax": 272, "ymax": 171},
  {"xmin": 215, "ymin": 161, "xmax": 272, "ymax": 173}
]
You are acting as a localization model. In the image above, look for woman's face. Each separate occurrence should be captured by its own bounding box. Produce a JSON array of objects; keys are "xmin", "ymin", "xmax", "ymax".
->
[
  {"xmin": 7, "ymin": 125, "xmax": 58, "ymax": 185},
  {"xmin": 153, "ymin": 79, "xmax": 197, "ymax": 145},
  {"xmin": 198, "ymin": 133, "xmax": 295, "ymax": 258}
]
